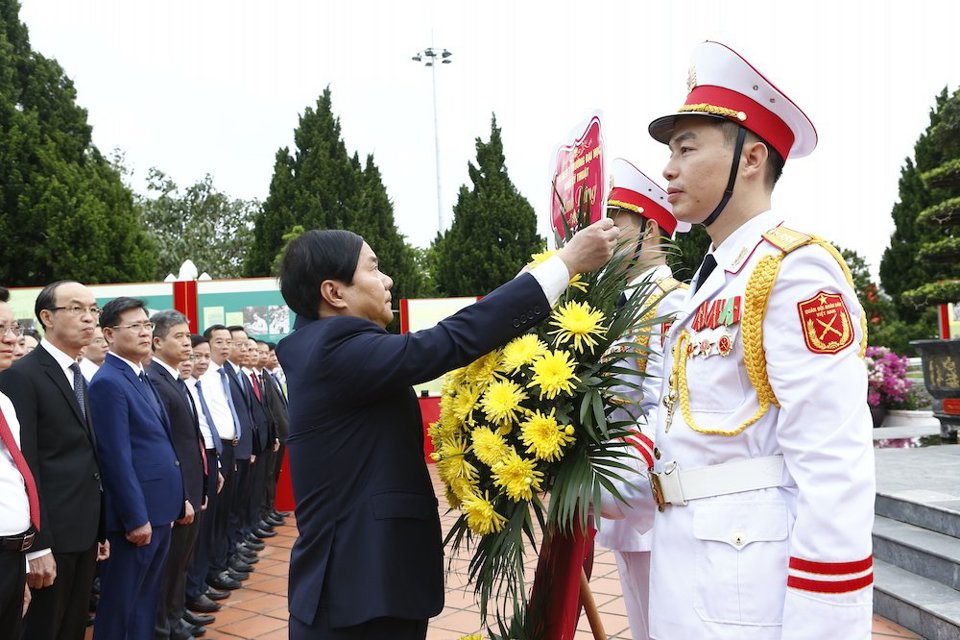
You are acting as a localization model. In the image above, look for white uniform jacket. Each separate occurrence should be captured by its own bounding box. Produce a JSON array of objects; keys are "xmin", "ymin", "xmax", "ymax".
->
[
  {"xmin": 648, "ymin": 210, "xmax": 875, "ymax": 640},
  {"xmin": 598, "ymin": 264, "xmax": 687, "ymax": 551}
]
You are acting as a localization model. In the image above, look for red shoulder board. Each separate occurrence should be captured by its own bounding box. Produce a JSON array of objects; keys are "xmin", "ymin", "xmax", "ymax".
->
[{"xmin": 796, "ymin": 291, "xmax": 854, "ymax": 354}]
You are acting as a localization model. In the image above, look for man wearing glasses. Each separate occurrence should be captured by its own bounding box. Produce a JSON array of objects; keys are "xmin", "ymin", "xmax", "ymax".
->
[
  {"xmin": 0, "ymin": 280, "xmax": 107, "ymax": 640},
  {"xmin": 88, "ymin": 297, "xmax": 184, "ymax": 640}
]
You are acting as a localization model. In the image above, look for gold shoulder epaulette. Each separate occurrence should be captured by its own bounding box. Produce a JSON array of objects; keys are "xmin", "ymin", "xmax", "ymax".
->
[
  {"xmin": 762, "ymin": 226, "xmax": 812, "ymax": 254},
  {"xmin": 656, "ymin": 276, "xmax": 689, "ymax": 293}
]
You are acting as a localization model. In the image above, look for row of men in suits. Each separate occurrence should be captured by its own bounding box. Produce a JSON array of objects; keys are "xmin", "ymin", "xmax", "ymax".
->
[{"xmin": 0, "ymin": 280, "xmax": 290, "ymax": 640}]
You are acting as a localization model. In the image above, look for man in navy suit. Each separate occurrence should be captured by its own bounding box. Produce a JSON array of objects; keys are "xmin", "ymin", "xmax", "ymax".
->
[
  {"xmin": 147, "ymin": 310, "xmax": 210, "ymax": 639},
  {"xmin": 89, "ymin": 298, "xmax": 185, "ymax": 640},
  {"xmin": 276, "ymin": 222, "xmax": 618, "ymax": 639}
]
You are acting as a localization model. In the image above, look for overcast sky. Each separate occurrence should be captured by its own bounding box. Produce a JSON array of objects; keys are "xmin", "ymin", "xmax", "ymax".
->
[{"xmin": 18, "ymin": 0, "xmax": 960, "ymax": 279}]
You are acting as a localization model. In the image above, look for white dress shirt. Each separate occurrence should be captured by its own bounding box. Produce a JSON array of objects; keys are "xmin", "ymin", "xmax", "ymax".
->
[
  {"xmin": 186, "ymin": 377, "xmax": 215, "ymax": 449},
  {"xmin": 0, "ymin": 391, "xmax": 31, "ymax": 537},
  {"xmin": 199, "ymin": 362, "xmax": 237, "ymax": 442}
]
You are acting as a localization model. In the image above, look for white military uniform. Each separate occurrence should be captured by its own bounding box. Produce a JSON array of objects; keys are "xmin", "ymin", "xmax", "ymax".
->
[
  {"xmin": 646, "ymin": 210, "xmax": 875, "ymax": 639},
  {"xmin": 598, "ymin": 264, "xmax": 687, "ymax": 640}
]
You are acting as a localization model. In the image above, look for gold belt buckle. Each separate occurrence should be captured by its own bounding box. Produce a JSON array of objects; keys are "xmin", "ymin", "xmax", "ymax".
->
[{"xmin": 649, "ymin": 472, "xmax": 667, "ymax": 511}]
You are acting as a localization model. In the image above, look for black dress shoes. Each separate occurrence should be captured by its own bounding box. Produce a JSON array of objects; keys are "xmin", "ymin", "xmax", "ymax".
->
[
  {"xmin": 253, "ymin": 527, "xmax": 277, "ymax": 539},
  {"xmin": 183, "ymin": 610, "xmax": 215, "ymax": 626},
  {"xmin": 205, "ymin": 586, "xmax": 230, "ymax": 601},
  {"xmin": 243, "ymin": 534, "xmax": 266, "ymax": 549},
  {"xmin": 264, "ymin": 514, "xmax": 284, "ymax": 527},
  {"xmin": 207, "ymin": 572, "xmax": 242, "ymax": 591},
  {"xmin": 229, "ymin": 557, "xmax": 253, "ymax": 573},
  {"xmin": 186, "ymin": 594, "xmax": 222, "ymax": 613},
  {"xmin": 226, "ymin": 567, "xmax": 250, "ymax": 581}
]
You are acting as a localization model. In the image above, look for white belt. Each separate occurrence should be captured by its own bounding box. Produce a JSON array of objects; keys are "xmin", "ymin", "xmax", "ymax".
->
[{"xmin": 649, "ymin": 455, "xmax": 784, "ymax": 509}]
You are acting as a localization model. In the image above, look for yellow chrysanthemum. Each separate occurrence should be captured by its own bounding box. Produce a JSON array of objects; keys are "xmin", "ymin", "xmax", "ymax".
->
[
  {"xmin": 471, "ymin": 427, "xmax": 511, "ymax": 467},
  {"xmin": 499, "ymin": 334, "xmax": 549, "ymax": 373},
  {"xmin": 451, "ymin": 385, "xmax": 482, "ymax": 426},
  {"xmin": 549, "ymin": 300, "xmax": 608, "ymax": 353},
  {"xmin": 479, "ymin": 379, "xmax": 528, "ymax": 426},
  {"xmin": 464, "ymin": 350, "xmax": 502, "ymax": 389},
  {"xmin": 491, "ymin": 449, "xmax": 544, "ymax": 501},
  {"xmin": 520, "ymin": 408, "xmax": 575, "ymax": 462},
  {"xmin": 460, "ymin": 635, "xmax": 483, "ymax": 640},
  {"xmin": 445, "ymin": 487, "xmax": 462, "ymax": 510},
  {"xmin": 461, "ymin": 490, "xmax": 507, "ymax": 535},
  {"xmin": 436, "ymin": 436, "xmax": 476, "ymax": 485},
  {"xmin": 528, "ymin": 249, "xmax": 586, "ymax": 292},
  {"xmin": 527, "ymin": 349, "xmax": 580, "ymax": 399},
  {"xmin": 444, "ymin": 366, "xmax": 469, "ymax": 390}
]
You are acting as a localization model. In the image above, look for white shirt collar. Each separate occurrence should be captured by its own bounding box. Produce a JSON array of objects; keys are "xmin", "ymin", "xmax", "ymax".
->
[
  {"xmin": 40, "ymin": 339, "xmax": 80, "ymax": 373},
  {"xmin": 107, "ymin": 352, "xmax": 144, "ymax": 376},
  {"xmin": 152, "ymin": 357, "xmax": 181, "ymax": 381}
]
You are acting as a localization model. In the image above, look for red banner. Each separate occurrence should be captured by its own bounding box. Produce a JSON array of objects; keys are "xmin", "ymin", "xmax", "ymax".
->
[{"xmin": 551, "ymin": 114, "xmax": 604, "ymax": 238}]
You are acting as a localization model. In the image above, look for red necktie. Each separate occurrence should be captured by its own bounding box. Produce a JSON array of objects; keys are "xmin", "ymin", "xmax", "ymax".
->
[
  {"xmin": 249, "ymin": 373, "xmax": 262, "ymax": 403},
  {"xmin": 0, "ymin": 405, "xmax": 40, "ymax": 531}
]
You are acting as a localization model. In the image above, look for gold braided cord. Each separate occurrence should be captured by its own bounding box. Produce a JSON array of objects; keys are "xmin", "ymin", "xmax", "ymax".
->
[
  {"xmin": 669, "ymin": 254, "xmax": 782, "ymax": 437},
  {"xmin": 810, "ymin": 238, "xmax": 869, "ymax": 358},
  {"xmin": 632, "ymin": 305, "xmax": 657, "ymax": 374},
  {"xmin": 607, "ymin": 200, "xmax": 644, "ymax": 215},
  {"xmin": 678, "ymin": 103, "xmax": 747, "ymax": 121}
]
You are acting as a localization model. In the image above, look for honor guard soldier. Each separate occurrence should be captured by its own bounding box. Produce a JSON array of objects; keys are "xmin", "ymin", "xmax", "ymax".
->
[
  {"xmin": 597, "ymin": 158, "xmax": 690, "ymax": 640},
  {"xmin": 641, "ymin": 41, "xmax": 875, "ymax": 639}
]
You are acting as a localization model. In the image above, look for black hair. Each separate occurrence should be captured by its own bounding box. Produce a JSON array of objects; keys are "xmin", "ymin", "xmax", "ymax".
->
[
  {"xmin": 264, "ymin": 341, "xmax": 277, "ymax": 351},
  {"xmin": 0, "ymin": 286, "xmax": 8, "ymax": 303},
  {"xmin": 203, "ymin": 324, "xmax": 228, "ymax": 339},
  {"xmin": 191, "ymin": 334, "xmax": 209, "ymax": 348},
  {"xmin": 34, "ymin": 280, "xmax": 78, "ymax": 329},
  {"xmin": 279, "ymin": 229, "xmax": 364, "ymax": 321},
  {"xmin": 22, "ymin": 328, "xmax": 41, "ymax": 342},
  {"xmin": 225, "ymin": 325, "xmax": 246, "ymax": 337},
  {"xmin": 150, "ymin": 310, "xmax": 190, "ymax": 340},
  {"xmin": 714, "ymin": 120, "xmax": 784, "ymax": 188},
  {"xmin": 100, "ymin": 297, "xmax": 148, "ymax": 329}
]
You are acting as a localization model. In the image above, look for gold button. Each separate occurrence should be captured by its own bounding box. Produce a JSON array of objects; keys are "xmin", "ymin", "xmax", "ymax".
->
[
  {"xmin": 731, "ymin": 530, "xmax": 746, "ymax": 546},
  {"xmin": 653, "ymin": 448, "xmax": 662, "ymax": 460}
]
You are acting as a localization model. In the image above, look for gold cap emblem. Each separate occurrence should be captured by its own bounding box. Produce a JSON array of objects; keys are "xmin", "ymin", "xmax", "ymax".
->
[{"xmin": 687, "ymin": 66, "xmax": 697, "ymax": 93}]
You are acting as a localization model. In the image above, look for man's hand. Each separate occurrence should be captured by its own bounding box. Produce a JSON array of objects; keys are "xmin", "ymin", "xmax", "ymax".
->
[
  {"xmin": 250, "ymin": 454, "xmax": 256, "ymax": 464},
  {"xmin": 26, "ymin": 553, "xmax": 56, "ymax": 589},
  {"xmin": 125, "ymin": 522, "xmax": 153, "ymax": 547},
  {"xmin": 273, "ymin": 438, "xmax": 280, "ymax": 452},
  {"xmin": 201, "ymin": 496, "xmax": 208, "ymax": 512},
  {"xmin": 217, "ymin": 472, "xmax": 225, "ymax": 494},
  {"xmin": 176, "ymin": 500, "xmax": 196, "ymax": 526},
  {"xmin": 96, "ymin": 540, "xmax": 110, "ymax": 561},
  {"xmin": 22, "ymin": 584, "xmax": 31, "ymax": 616},
  {"xmin": 557, "ymin": 218, "xmax": 619, "ymax": 275}
]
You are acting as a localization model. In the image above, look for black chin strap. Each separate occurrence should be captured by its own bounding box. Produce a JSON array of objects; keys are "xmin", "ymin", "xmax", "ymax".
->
[{"xmin": 702, "ymin": 126, "xmax": 747, "ymax": 227}]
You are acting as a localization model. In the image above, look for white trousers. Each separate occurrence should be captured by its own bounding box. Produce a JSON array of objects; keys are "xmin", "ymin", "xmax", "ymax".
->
[{"xmin": 613, "ymin": 550, "xmax": 650, "ymax": 640}]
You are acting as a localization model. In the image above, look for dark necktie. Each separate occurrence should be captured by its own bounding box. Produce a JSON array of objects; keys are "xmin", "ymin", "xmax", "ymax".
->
[
  {"xmin": 138, "ymin": 371, "xmax": 162, "ymax": 412},
  {"xmin": 218, "ymin": 367, "xmax": 242, "ymax": 444},
  {"xmin": 694, "ymin": 254, "xmax": 718, "ymax": 294},
  {"xmin": 0, "ymin": 406, "xmax": 40, "ymax": 530},
  {"xmin": 176, "ymin": 377, "xmax": 197, "ymax": 420},
  {"xmin": 194, "ymin": 381, "xmax": 223, "ymax": 455},
  {"xmin": 68, "ymin": 362, "xmax": 87, "ymax": 420}
]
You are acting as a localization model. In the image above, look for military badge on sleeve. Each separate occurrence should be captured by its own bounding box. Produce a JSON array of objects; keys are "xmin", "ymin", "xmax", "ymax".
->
[{"xmin": 797, "ymin": 291, "xmax": 854, "ymax": 354}]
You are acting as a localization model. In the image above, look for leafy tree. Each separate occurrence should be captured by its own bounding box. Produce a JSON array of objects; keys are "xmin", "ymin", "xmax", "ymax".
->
[
  {"xmin": 879, "ymin": 88, "xmax": 954, "ymax": 328},
  {"xmin": 140, "ymin": 169, "xmax": 258, "ymax": 279},
  {"xmin": 246, "ymin": 87, "xmax": 424, "ymax": 307},
  {"xmin": 432, "ymin": 116, "xmax": 544, "ymax": 296},
  {"xmin": 666, "ymin": 224, "xmax": 711, "ymax": 284},
  {"xmin": 0, "ymin": 0, "xmax": 156, "ymax": 285}
]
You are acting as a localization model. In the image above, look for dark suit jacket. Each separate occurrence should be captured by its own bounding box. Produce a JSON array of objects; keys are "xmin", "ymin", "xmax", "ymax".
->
[
  {"xmin": 262, "ymin": 373, "xmax": 288, "ymax": 442},
  {"xmin": 222, "ymin": 362, "xmax": 258, "ymax": 460},
  {"xmin": 147, "ymin": 360, "xmax": 207, "ymax": 509},
  {"xmin": 89, "ymin": 354, "xmax": 184, "ymax": 532},
  {"xmin": 276, "ymin": 272, "xmax": 549, "ymax": 628},
  {"xmin": 243, "ymin": 369, "xmax": 273, "ymax": 450},
  {"xmin": 0, "ymin": 345, "xmax": 103, "ymax": 553}
]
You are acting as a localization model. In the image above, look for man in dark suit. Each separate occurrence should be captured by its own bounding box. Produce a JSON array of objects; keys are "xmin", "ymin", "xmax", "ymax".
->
[
  {"xmin": 147, "ymin": 311, "xmax": 211, "ymax": 639},
  {"xmin": 0, "ymin": 280, "xmax": 106, "ymax": 640},
  {"xmin": 89, "ymin": 298, "xmax": 184, "ymax": 640},
  {"xmin": 275, "ymin": 224, "xmax": 617, "ymax": 639},
  {"xmin": 257, "ymin": 340, "xmax": 288, "ymax": 524},
  {"xmin": 244, "ymin": 337, "xmax": 279, "ymax": 535}
]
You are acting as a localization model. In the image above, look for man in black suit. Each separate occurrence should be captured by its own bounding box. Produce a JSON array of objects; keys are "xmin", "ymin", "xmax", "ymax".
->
[
  {"xmin": 147, "ymin": 311, "xmax": 210, "ymax": 639},
  {"xmin": 257, "ymin": 340, "xmax": 288, "ymax": 524},
  {"xmin": 275, "ymin": 223, "xmax": 617, "ymax": 639},
  {"xmin": 0, "ymin": 280, "xmax": 107, "ymax": 640},
  {"xmin": 243, "ymin": 337, "xmax": 279, "ymax": 535}
]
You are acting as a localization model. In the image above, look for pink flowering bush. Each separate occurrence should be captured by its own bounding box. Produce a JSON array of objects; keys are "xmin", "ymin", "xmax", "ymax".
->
[{"xmin": 865, "ymin": 346, "xmax": 912, "ymax": 408}]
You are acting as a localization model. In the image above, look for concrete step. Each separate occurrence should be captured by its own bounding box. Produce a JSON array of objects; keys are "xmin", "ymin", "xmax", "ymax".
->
[
  {"xmin": 875, "ymin": 492, "xmax": 960, "ymax": 539},
  {"xmin": 874, "ymin": 558, "xmax": 960, "ymax": 640},
  {"xmin": 873, "ymin": 516, "xmax": 960, "ymax": 590}
]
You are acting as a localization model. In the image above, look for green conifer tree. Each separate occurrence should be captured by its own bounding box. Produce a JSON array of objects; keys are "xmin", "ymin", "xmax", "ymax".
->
[{"xmin": 432, "ymin": 116, "xmax": 544, "ymax": 296}]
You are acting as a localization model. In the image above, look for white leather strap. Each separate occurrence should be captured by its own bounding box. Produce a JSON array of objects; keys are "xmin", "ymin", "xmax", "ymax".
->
[{"xmin": 650, "ymin": 455, "xmax": 784, "ymax": 507}]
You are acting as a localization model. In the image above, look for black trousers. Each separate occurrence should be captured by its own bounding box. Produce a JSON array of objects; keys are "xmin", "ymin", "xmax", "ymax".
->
[
  {"xmin": 289, "ymin": 614, "xmax": 427, "ymax": 640},
  {"xmin": 21, "ymin": 544, "xmax": 98, "ymax": 640},
  {"xmin": 250, "ymin": 448, "xmax": 273, "ymax": 524},
  {"xmin": 210, "ymin": 444, "xmax": 236, "ymax": 575},
  {"xmin": 230, "ymin": 458, "xmax": 252, "ymax": 541},
  {"xmin": 156, "ymin": 516, "xmax": 200, "ymax": 636},
  {"xmin": 0, "ymin": 549, "xmax": 26, "ymax": 640},
  {"xmin": 186, "ymin": 449, "xmax": 219, "ymax": 600}
]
